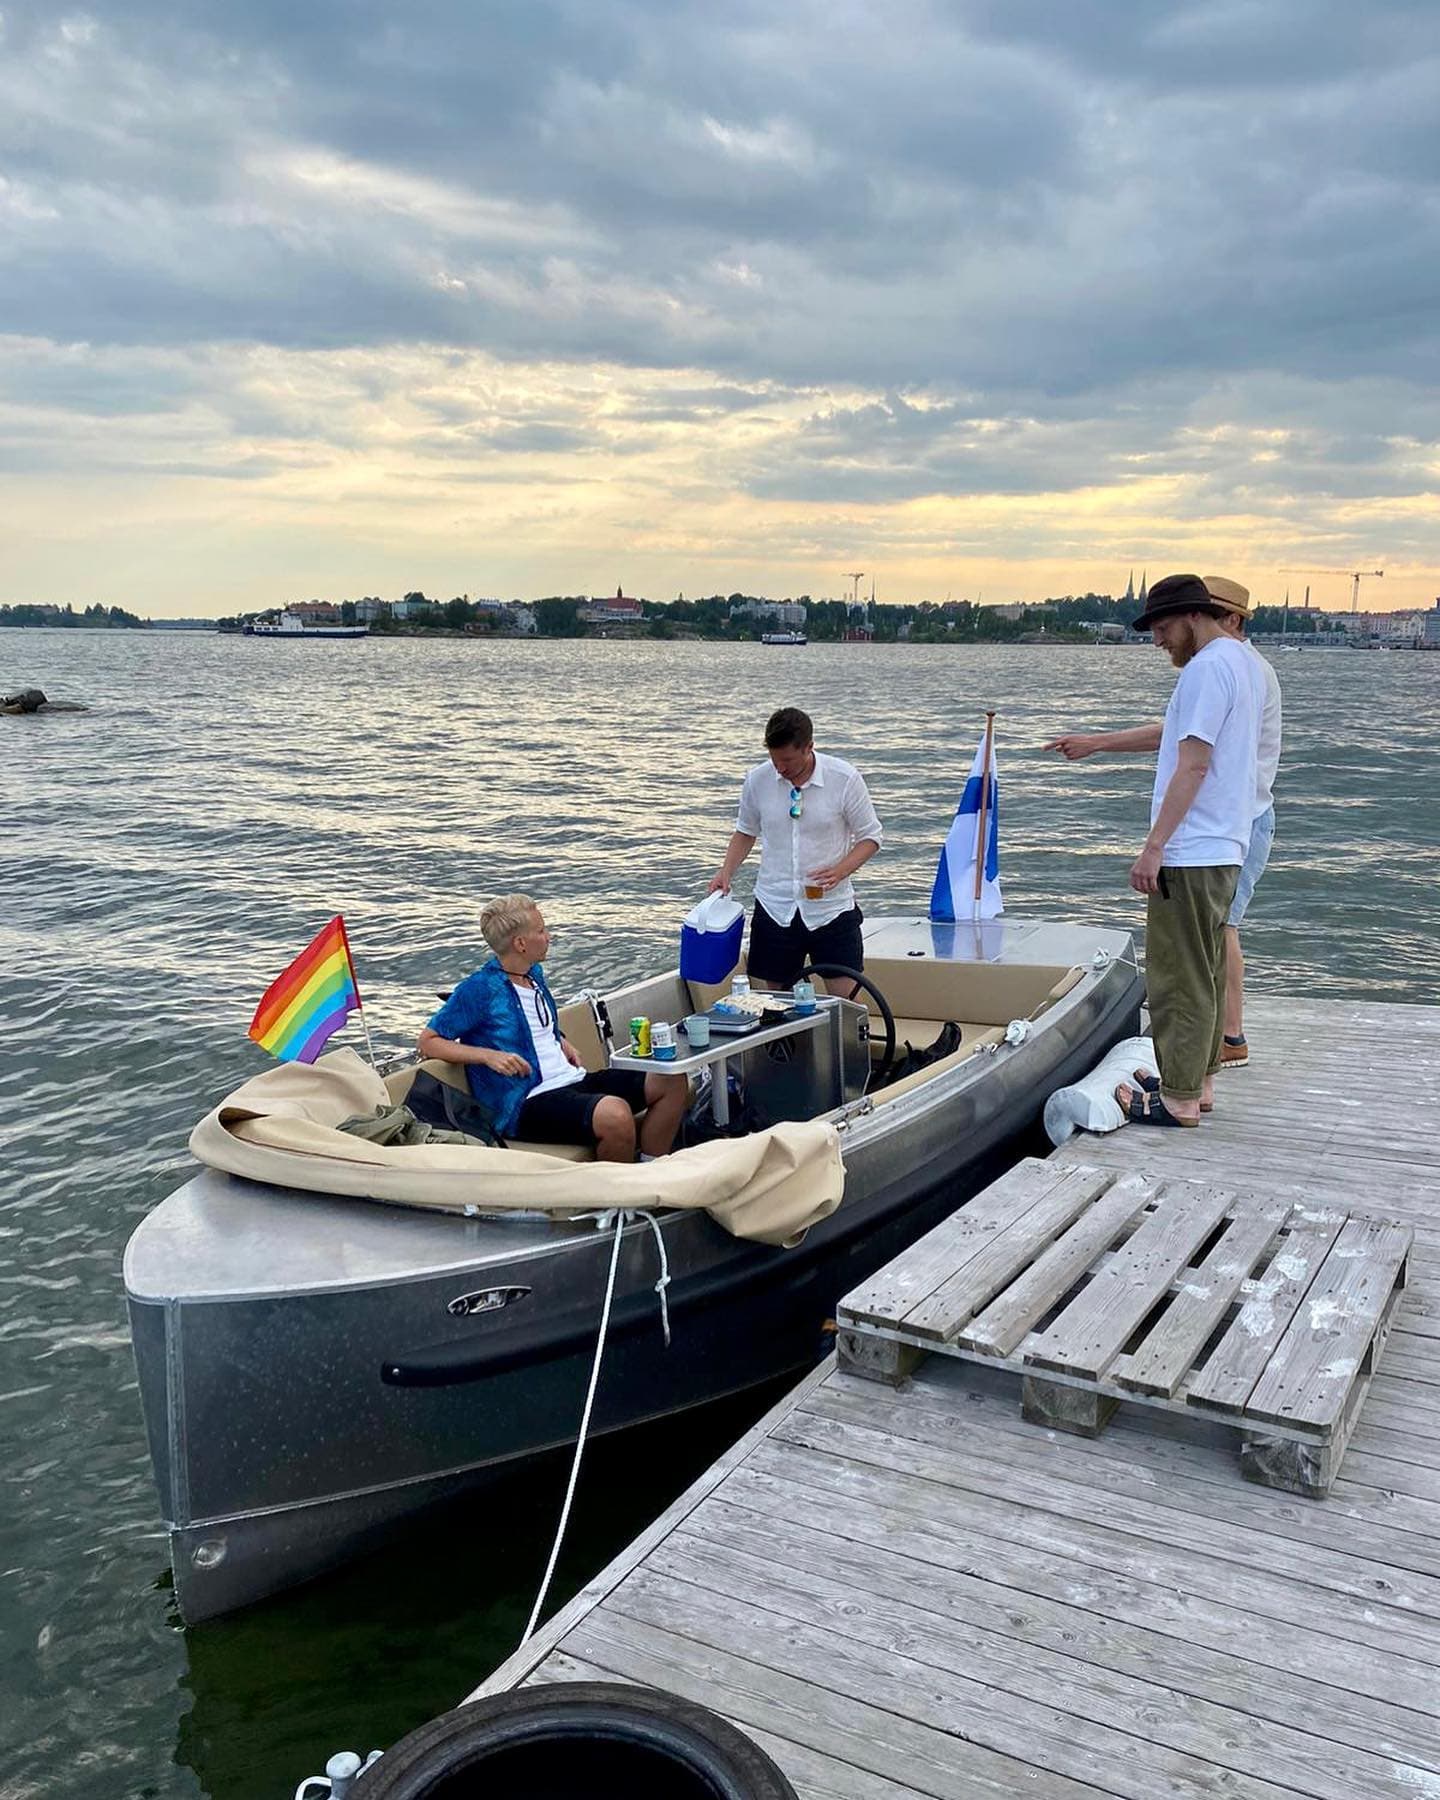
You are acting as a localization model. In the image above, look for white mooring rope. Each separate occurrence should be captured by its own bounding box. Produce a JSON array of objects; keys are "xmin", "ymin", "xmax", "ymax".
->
[
  {"xmin": 518, "ymin": 1205, "xmax": 671, "ymax": 1645},
  {"xmin": 519, "ymin": 1210, "xmax": 625, "ymax": 1645}
]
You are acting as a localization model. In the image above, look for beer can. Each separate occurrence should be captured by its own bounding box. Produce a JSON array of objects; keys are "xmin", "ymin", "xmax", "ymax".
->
[{"xmin": 629, "ymin": 1016, "xmax": 651, "ymax": 1056}]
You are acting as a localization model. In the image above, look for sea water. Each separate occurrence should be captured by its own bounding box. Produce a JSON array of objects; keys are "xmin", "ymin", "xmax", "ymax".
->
[{"xmin": 2, "ymin": 628, "xmax": 1437, "ymax": 1798}]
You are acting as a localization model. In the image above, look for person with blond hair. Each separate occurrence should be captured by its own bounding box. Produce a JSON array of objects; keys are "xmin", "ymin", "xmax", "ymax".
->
[{"xmin": 418, "ymin": 895, "xmax": 688, "ymax": 1160}]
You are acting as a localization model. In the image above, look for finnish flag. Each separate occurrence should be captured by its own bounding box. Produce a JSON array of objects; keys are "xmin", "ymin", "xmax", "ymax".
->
[{"xmin": 929, "ymin": 728, "xmax": 1002, "ymax": 921}]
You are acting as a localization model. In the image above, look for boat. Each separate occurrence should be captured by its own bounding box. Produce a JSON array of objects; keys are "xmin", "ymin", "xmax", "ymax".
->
[
  {"xmin": 242, "ymin": 612, "xmax": 369, "ymax": 639},
  {"xmin": 761, "ymin": 630, "xmax": 807, "ymax": 645},
  {"xmin": 124, "ymin": 913, "xmax": 1142, "ymax": 1622}
]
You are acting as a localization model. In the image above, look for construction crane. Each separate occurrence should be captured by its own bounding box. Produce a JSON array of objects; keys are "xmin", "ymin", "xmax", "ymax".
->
[
  {"xmin": 843, "ymin": 572, "xmax": 865, "ymax": 607},
  {"xmin": 1280, "ymin": 567, "xmax": 1383, "ymax": 614}
]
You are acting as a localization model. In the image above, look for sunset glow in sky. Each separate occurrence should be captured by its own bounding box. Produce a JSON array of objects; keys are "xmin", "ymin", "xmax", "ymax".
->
[{"xmin": 4, "ymin": 1, "xmax": 1439, "ymax": 615}]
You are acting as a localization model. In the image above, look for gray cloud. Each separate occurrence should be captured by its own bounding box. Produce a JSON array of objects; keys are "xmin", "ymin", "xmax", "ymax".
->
[{"xmin": 0, "ymin": 0, "xmax": 1438, "ymax": 540}]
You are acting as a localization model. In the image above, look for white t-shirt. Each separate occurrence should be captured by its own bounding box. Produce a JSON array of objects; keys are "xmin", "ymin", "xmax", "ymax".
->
[
  {"xmin": 1246, "ymin": 640, "xmax": 1282, "ymax": 815},
  {"xmin": 513, "ymin": 980, "xmax": 583, "ymax": 1095},
  {"xmin": 1151, "ymin": 637, "xmax": 1260, "ymax": 866},
  {"xmin": 736, "ymin": 751, "xmax": 883, "ymax": 928}
]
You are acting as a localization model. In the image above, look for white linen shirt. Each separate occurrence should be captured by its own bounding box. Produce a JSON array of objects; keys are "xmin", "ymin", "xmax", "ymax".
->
[
  {"xmin": 1246, "ymin": 640, "xmax": 1282, "ymax": 816},
  {"xmin": 735, "ymin": 752, "xmax": 883, "ymax": 928}
]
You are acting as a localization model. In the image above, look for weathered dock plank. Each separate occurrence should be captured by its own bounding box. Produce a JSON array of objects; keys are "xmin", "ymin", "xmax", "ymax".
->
[{"xmin": 473, "ymin": 996, "xmax": 1440, "ymax": 1799}]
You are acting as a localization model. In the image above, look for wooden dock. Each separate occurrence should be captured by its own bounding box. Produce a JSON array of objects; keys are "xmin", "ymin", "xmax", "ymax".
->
[{"xmin": 472, "ymin": 995, "xmax": 1440, "ymax": 1799}]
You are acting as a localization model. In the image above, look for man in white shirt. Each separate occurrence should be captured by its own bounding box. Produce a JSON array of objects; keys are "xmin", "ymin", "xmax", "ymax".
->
[
  {"xmin": 1047, "ymin": 574, "xmax": 1259, "ymax": 1125},
  {"xmin": 1201, "ymin": 578, "xmax": 1282, "ymax": 1069},
  {"xmin": 1045, "ymin": 576, "xmax": 1280, "ymax": 1070},
  {"xmin": 709, "ymin": 707, "xmax": 883, "ymax": 996}
]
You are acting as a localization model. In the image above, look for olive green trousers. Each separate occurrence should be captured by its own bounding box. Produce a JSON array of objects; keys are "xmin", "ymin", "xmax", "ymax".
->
[{"xmin": 1145, "ymin": 865, "xmax": 1240, "ymax": 1102}]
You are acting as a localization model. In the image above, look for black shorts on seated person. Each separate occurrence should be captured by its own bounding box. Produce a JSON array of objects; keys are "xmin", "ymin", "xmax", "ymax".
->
[
  {"xmin": 746, "ymin": 901, "xmax": 864, "ymax": 989},
  {"xmin": 513, "ymin": 1069, "xmax": 651, "ymax": 1146}
]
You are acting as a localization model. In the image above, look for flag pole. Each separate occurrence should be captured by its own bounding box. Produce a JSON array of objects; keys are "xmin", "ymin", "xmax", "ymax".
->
[
  {"xmin": 355, "ymin": 998, "xmax": 378, "ymax": 1069},
  {"xmin": 972, "ymin": 710, "xmax": 996, "ymax": 911},
  {"xmin": 337, "ymin": 915, "xmax": 379, "ymax": 1070}
]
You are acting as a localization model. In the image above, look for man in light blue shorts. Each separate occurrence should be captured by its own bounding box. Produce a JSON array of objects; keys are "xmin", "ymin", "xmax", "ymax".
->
[{"xmin": 1205, "ymin": 579, "xmax": 1281, "ymax": 1069}]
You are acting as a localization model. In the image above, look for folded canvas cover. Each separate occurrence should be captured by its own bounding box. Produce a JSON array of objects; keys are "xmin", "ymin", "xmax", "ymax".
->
[{"xmin": 189, "ymin": 1049, "xmax": 844, "ymax": 1247}]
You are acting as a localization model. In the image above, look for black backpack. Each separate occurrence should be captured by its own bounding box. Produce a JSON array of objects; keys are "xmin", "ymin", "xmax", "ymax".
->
[
  {"xmin": 882, "ymin": 1020, "xmax": 965, "ymax": 1087},
  {"xmin": 403, "ymin": 1069, "xmax": 508, "ymax": 1147}
]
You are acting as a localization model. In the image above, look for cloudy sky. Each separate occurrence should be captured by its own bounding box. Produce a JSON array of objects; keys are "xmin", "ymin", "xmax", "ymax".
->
[{"xmin": 4, "ymin": 0, "xmax": 1439, "ymax": 615}]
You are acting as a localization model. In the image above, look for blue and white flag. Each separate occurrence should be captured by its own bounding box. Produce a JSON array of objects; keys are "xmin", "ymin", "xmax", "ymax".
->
[{"xmin": 929, "ymin": 726, "xmax": 1002, "ymax": 921}]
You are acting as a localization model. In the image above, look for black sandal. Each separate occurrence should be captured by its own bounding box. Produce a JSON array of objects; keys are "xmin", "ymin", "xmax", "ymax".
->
[
  {"xmin": 1117, "ymin": 1085, "xmax": 1200, "ymax": 1128},
  {"xmin": 1133, "ymin": 1070, "xmax": 1212, "ymax": 1114}
]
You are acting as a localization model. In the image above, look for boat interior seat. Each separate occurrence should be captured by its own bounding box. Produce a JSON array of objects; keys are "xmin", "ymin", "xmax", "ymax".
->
[
  {"xmin": 852, "ymin": 960, "xmax": 1086, "ymax": 1062},
  {"xmin": 409, "ymin": 1057, "xmax": 602, "ymax": 1162},
  {"xmin": 869, "ymin": 1026, "xmax": 1008, "ymax": 1106},
  {"xmin": 886, "ymin": 1016, "xmax": 996, "ymax": 1054}
]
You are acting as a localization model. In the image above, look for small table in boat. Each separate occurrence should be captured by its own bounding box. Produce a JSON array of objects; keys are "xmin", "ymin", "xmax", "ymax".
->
[
  {"xmin": 608, "ymin": 999, "xmax": 841, "ymax": 1128},
  {"xmin": 836, "ymin": 1157, "xmax": 1412, "ymax": 1498}
]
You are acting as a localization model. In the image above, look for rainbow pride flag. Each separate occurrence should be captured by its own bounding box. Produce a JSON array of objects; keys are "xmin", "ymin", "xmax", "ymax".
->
[{"xmin": 248, "ymin": 915, "xmax": 362, "ymax": 1063}]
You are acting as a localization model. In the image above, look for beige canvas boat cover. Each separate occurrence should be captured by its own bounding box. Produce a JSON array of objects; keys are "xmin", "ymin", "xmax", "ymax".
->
[{"xmin": 188, "ymin": 1050, "xmax": 844, "ymax": 1247}]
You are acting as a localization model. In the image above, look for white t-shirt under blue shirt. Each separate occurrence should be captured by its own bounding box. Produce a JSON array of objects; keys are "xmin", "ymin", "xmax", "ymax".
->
[
  {"xmin": 513, "ymin": 979, "xmax": 583, "ymax": 1095},
  {"xmin": 1151, "ymin": 637, "xmax": 1261, "ymax": 867}
]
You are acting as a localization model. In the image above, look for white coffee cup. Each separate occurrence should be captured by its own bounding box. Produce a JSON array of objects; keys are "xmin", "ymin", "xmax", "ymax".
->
[{"xmin": 684, "ymin": 1013, "xmax": 711, "ymax": 1046}]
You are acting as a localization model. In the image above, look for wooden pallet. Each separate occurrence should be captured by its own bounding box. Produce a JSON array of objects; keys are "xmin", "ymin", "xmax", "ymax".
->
[{"xmin": 836, "ymin": 1158, "xmax": 1411, "ymax": 1497}]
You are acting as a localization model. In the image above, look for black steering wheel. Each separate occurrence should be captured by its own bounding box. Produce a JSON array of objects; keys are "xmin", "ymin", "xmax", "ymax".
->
[{"xmin": 799, "ymin": 962, "xmax": 897, "ymax": 1089}]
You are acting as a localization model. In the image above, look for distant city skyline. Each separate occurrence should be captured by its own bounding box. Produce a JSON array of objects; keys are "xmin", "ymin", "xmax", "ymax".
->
[{"xmin": 4, "ymin": 3, "xmax": 1438, "ymax": 617}]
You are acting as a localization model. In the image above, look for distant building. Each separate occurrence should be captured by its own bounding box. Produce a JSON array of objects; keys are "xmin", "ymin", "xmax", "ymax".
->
[
  {"xmin": 1361, "ymin": 609, "xmax": 1427, "ymax": 646},
  {"xmin": 290, "ymin": 601, "xmax": 341, "ymax": 624},
  {"xmin": 580, "ymin": 586, "xmax": 645, "ymax": 625},
  {"xmin": 991, "ymin": 604, "xmax": 1025, "ymax": 622},
  {"xmin": 510, "ymin": 606, "xmax": 537, "ymax": 635},
  {"xmin": 733, "ymin": 599, "xmax": 808, "ymax": 628},
  {"xmin": 354, "ymin": 599, "xmax": 389, "ymax": 624}
]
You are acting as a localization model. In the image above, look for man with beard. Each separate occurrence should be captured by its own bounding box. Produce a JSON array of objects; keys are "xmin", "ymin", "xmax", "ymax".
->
[
  {"xmin": 1046, "ymin": 577, "xmax": 1280, "ymax": 1070},
  {"xmin": 1050, "ymin": 573, "xmax": 1260, "ymax": 1126}
]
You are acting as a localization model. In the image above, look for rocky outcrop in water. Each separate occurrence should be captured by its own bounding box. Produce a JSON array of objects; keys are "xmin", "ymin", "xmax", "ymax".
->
[{"xmin": 2, "ymin": 688, "xmax": 88, "ymax": 714}]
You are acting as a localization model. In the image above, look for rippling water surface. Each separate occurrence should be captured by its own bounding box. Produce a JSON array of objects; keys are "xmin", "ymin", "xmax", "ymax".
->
[{"xmin": 3, "ymin": 628, "xmax": 1437, "ymax": 1798}]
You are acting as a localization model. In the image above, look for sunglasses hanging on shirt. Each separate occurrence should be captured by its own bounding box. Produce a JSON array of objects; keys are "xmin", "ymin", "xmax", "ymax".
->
[{"xmin": 789, "ymin": 786, "xmax": 804, "ymax": 819}]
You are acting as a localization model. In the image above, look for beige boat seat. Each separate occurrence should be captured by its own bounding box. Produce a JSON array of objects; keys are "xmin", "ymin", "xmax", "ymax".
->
[
  {"xmin": 689, "ymin": 951, "xmax": 1082, "ymax": 1070},
  {"xmin": 395, "ymin": 1058, "xmax": 601, "ymax": 1163},
  {"xmin": 408, "ymin": 990, "xmax": 702, "ymax": 1162}
]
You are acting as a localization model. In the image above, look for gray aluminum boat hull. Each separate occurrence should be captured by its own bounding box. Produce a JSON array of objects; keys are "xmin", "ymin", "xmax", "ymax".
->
[{"xmin": 125, "ymin": 916, "xmax": 1142, "ymax": 1621}]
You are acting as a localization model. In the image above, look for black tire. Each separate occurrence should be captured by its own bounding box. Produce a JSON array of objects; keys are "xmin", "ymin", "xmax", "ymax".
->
[
  {"xmin": 799, "ymin": 961, "xmax": 898, "ymax": 1087},
  {"xmin": 354, "ymin": 1681, "xmax": 798, "ymax": 1800}
]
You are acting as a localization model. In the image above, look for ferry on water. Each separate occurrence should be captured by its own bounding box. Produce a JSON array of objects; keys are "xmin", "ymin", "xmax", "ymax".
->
[
  {"xmin": 761, "ymin": 629, "xmax": 807, "ymax": 645},
  {"xmin": 242, "ymin": 611, "xmax": 369, "ymax": 639}
]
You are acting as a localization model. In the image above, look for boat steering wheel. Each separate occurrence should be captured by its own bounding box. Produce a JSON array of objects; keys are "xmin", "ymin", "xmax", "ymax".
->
[{"xmin": 798, "ymin": 963, "xmax": 898, "ymax": 1090}]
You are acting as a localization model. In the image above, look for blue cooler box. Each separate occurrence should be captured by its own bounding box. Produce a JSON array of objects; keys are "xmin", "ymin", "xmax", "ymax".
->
[{"xmin": 680, "ymin": 896, "xmax": 745, "ymax": 985}]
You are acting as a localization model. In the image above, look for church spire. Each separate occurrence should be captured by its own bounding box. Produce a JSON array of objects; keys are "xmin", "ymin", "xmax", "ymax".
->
[
  {"xmin": 1138, "ymin": 570, "xmax": 1148, "ymax": 605},
  {"xmin": 1123, "ymin": 569, "xmax": 1135, "ymax": 602}
]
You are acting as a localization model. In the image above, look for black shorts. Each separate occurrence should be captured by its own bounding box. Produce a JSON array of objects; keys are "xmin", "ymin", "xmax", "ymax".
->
[
  {"xmin": 514, "ymin": 1070, "xmax": 650, "ymax": 1145},
  {"xmin": 747, "ymin": 902, "xmax": 864, "ymax": 989}
]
